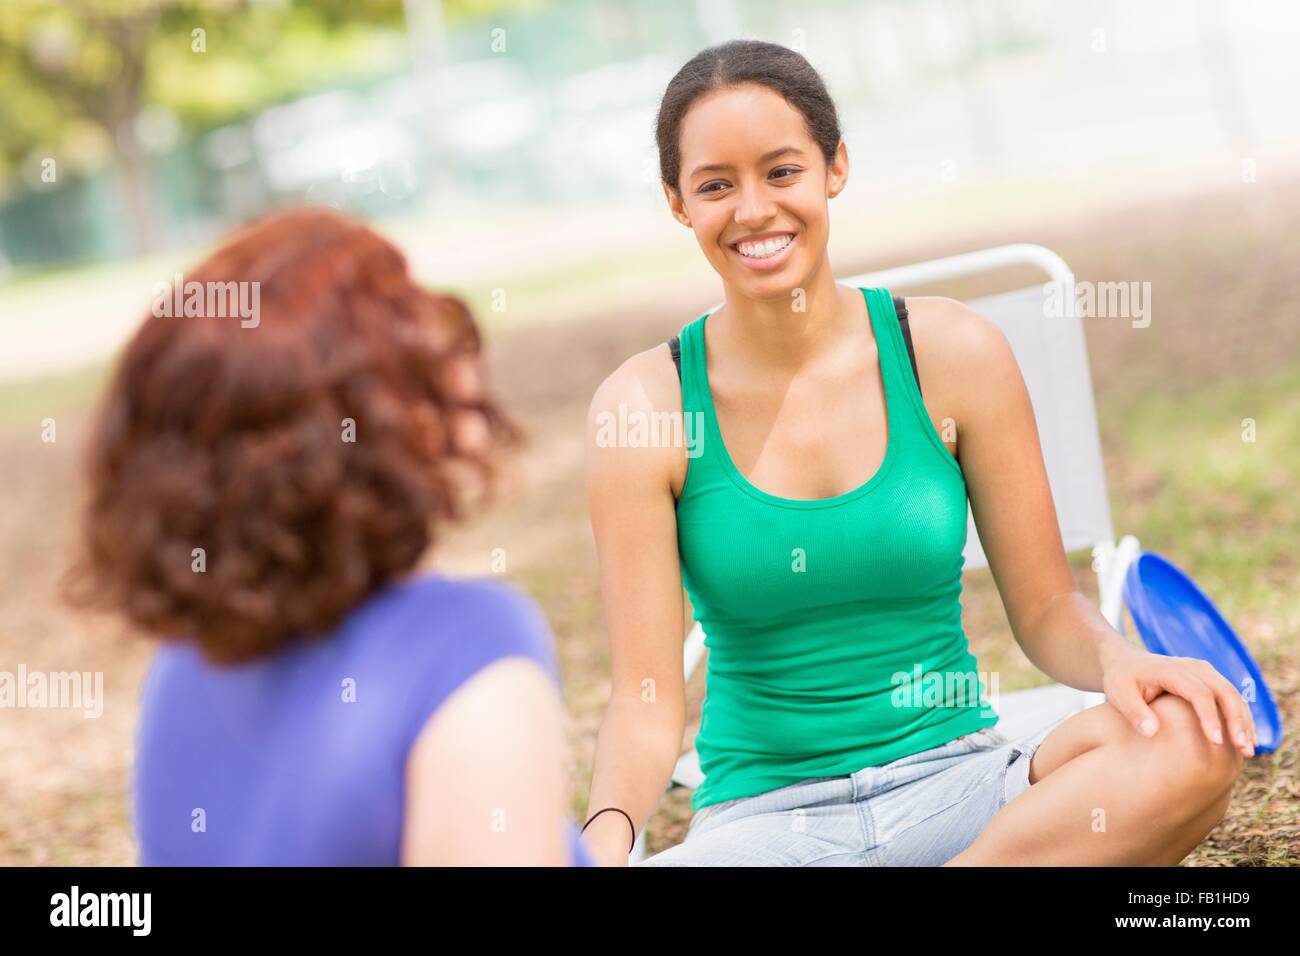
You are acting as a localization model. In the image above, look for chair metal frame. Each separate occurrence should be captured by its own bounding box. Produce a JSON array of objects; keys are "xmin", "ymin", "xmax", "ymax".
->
[{"xmin": 629, "ymin": 244, "xmax": 1141, "ymax": 863}]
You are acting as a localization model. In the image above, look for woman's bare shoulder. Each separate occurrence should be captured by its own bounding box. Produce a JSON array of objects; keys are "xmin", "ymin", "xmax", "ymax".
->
[
  {"xmin": 903, "ymin": 295, "xmax": 1026, "ymax": 426},
  {"xmin": 903, "ymin": 295, "xmax": 1008, "ymax": 350},
  {"xmin": 587, "ymin": 339, "xmax": 684, "ymax": 421},
  {"xmin": 584, "ymin": 339, "xmax": 686, "ymax": 494},
  {"xmin": 901, "ymin": 296, "xmax": 1018, "ymax": 382}
]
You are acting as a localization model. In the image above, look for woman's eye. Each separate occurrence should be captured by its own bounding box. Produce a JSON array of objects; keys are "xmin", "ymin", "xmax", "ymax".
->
[
  {"xmin": 770, "ymin": 166, "xmax": 801, "ymax": 180},
  {"xmin": 699, "ymin": 181, "xmax": 728, "ymax": 194}
]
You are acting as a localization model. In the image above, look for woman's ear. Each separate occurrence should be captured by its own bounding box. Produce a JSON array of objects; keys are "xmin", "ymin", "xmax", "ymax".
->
[
  {"xmin": 826, "ymin": 140, "xmax": 849, "ymax": 199},
  {"xmin": 663, "ymin": 181, "xmax": 692, "ymax": 228}
]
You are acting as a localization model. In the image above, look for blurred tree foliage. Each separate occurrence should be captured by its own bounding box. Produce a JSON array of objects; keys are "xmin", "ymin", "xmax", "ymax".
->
[{"xmin": 0, "ymin": 0, "xmax": 535, "ymax": 250}]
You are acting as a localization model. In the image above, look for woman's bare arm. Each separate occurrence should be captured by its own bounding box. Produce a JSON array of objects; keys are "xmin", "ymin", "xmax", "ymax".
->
[
  {"xmin": 916, "ymin": 297, "xmax": 1132, "ymax": 690},
  {"xmin": 580, "ymin": 346, "xmax": 691, "ymax": 865},
  {"xmin": 918, "ymin": 297, "xmax": 1256, "ymax": 753},
  {"xmin": 401, "ymin": 657, "xmax": 572, "ymax": 866}
]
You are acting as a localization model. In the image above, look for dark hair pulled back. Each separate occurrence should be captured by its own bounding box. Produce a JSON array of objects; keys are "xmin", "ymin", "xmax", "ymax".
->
[{"xmin": 655, "ymin": 39, "xmax": 842, "ymax": 193}]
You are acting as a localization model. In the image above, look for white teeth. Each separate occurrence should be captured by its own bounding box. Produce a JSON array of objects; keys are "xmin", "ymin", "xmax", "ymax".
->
[{"xmin": 736, "ymin": 234, "xmax": 794, "ymax": 258}]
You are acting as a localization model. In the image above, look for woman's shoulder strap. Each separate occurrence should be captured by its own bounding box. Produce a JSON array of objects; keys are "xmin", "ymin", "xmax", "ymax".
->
[
  {"xmin": 667, "ymin": 334, "xmax": 682, "ymax": 381},
  {"xmin": 893, "ymin": 294, "xmax": 921, "ymax": 398}
]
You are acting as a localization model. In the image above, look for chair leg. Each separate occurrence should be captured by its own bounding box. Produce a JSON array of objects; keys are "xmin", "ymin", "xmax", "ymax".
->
[{"xmin": 1085, "ymin": 534, "xmax": 1141, "ymax": 712}]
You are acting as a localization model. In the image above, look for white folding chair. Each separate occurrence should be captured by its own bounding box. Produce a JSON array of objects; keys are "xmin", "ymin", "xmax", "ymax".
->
[{"xmin": 630, "ymin": 244, "xmax": 1141, "ymax": 863}]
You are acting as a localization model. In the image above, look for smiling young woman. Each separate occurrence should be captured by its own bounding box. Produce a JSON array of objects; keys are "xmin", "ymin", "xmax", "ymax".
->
[{"xmin": 579, "ymin": 39, "xmax": 1251, "ymax": 867}]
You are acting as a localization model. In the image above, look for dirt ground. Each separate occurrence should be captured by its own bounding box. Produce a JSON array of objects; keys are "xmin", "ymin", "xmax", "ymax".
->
[{"xmin": 1, "ymin": 172, "xmax": 1297, "ymax": 865}]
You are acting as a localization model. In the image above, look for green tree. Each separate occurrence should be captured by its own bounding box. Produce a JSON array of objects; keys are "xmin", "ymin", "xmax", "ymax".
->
[{"xmin": 0, "ymin": 0, "xmax": 531, "ymax": 252}]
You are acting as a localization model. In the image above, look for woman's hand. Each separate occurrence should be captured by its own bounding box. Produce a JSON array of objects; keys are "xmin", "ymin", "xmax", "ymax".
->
[{"xmin": 1099, "ymin": 642, "xmax": 1257, "ymax": 757}]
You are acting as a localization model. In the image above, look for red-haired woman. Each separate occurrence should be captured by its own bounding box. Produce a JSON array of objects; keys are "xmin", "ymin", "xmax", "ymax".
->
[{"xmin": 69, "ymin": 206, "xmax": 591, "ymax": 866}]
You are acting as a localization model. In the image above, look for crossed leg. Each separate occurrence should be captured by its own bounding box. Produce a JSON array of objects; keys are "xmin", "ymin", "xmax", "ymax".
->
[{"xmin": 944, "ymin": 692, "xmax": 1244, "ymax": 866}]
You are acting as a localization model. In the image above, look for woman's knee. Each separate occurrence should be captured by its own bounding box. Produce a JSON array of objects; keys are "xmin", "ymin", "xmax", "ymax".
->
[{"xmin": 1143, "ymin": 692, "xmax": 1244, "ymax": 799}]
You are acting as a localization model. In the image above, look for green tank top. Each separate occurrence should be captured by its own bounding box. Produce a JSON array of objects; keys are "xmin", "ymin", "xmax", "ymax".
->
[{"xmin": 676, "ymin": 286, "xmax": 1000, "ymax": 811}]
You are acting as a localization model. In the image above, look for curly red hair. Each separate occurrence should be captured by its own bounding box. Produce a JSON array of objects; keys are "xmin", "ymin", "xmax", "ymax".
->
[{"xmin": 67, "ymin": 205, "xmax": 520, "ymax": 664}]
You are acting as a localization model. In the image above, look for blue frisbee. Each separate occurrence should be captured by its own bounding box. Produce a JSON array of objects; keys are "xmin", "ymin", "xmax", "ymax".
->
[{"xmin": 1123, "ymin": 551, "xmax": 1282, "ymax": 755}]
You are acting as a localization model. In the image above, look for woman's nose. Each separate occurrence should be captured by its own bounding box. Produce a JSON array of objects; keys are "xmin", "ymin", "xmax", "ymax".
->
[{"xmin": 733, "ymin": 185, "xmax": 776, "ymax": 227}]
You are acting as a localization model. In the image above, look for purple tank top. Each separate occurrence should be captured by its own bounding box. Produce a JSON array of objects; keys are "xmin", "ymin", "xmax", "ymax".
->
[{"xmin": 133, "ymin": 573, "xmax": 594, "ymax": 866}]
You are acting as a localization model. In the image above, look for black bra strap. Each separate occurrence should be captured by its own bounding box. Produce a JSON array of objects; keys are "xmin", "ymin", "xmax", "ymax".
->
[
  {"xmin": 668, "ymin": 334, "xmax": 682, "ymax": 381},
  {"xmin": 894, "ymin": 295, "xmax": 921, "ymax": 398}
]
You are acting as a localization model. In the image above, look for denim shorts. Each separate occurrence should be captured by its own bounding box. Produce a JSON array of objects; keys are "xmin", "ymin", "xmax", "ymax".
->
[{"xmin": 637, "ymin": 714, "xmax": 1071, "ymax": 867}]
